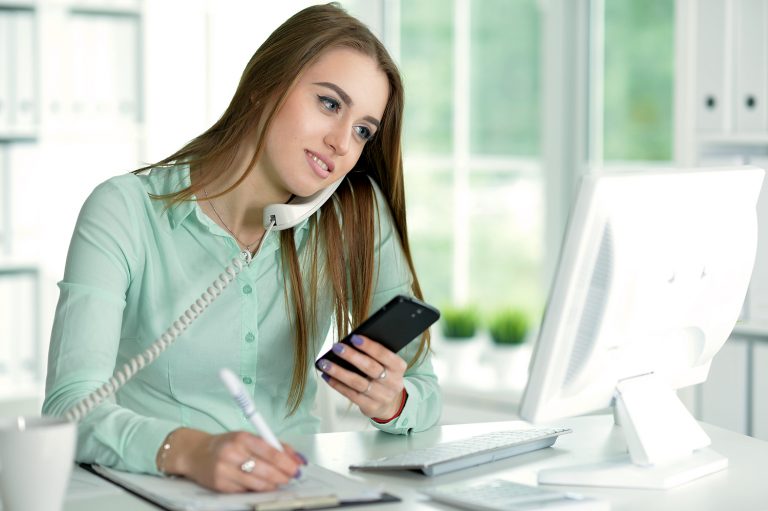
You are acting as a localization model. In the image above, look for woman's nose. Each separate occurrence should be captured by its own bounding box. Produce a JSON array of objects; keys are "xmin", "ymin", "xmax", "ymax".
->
[{"xmin": 325, "ymin": 124, "xmax": 351, "ymax": 156}]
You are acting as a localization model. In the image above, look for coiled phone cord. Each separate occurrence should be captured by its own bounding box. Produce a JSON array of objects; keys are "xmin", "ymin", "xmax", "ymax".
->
[{"xmin": 64, "ymin": 219, "xmax": 277, "ymax": 423}]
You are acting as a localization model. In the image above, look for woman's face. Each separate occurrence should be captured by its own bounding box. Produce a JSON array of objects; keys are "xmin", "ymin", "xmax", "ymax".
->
[{"xmin": 258, "ymin": 47, "xmax": 390, "ymax": 198}]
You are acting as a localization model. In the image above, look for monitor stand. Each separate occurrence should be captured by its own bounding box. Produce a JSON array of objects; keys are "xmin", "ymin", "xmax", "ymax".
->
[{"xmin": 537, "ymin": 373, "xmax": 728, "ymax": 489}]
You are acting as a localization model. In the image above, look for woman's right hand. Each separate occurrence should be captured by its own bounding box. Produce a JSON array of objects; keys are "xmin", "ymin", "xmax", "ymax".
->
[{"xmin": 158, "ymin": 428, "xmax": 306, "ymax": 492}]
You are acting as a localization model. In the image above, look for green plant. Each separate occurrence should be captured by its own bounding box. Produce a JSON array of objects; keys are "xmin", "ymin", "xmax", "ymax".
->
[
  {"xmin": 440, "ymin": 306, "xmax": 480, "ymax": 340},
  {"xmin": 488, "ymin": 309, "xmax": 529, "ymax": 345}
]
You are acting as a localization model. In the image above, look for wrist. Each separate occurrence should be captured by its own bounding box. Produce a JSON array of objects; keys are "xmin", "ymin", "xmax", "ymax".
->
[
  {"xmin": 373, "ymin": 388, "xmax": 408, "ymax": 424},
  {"xmin": 156, "ymin": 427, "xmax": 210, "ymax": 477}
]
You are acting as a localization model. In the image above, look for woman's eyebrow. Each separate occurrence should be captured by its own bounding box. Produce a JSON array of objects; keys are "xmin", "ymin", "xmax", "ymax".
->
[
  {"xmin": 314, "ymin": 81, "xmax": 381, "ymax": 130},
  {"xmin": 314, "ymin": 81, "xmax": 353, "ymax": 106}
]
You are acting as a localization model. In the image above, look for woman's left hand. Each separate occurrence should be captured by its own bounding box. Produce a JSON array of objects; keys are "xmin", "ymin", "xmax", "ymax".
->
[{"xmin": 317, "ymin": 334, "xmax": 406, "ymax": 420}]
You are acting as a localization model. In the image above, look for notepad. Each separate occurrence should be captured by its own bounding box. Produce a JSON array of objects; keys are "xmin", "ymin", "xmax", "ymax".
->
[{"xmin": 87, "ymin": 463, "xmax": 396, "ymax": 511}]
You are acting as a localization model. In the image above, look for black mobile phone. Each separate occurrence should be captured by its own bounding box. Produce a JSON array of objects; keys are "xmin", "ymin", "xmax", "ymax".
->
[{"xmin": 315, "ymin": 295, "xmax": 440, "ymax": 377}]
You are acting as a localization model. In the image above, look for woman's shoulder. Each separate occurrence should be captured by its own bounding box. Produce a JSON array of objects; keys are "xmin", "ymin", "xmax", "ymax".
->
[
  {"xmin": 84, "ymin": 172, "xmax": 145, "ymax": 210},
  {"xmin": 86, "ymin": 166, "xmax": 188, "ymax": 209}
]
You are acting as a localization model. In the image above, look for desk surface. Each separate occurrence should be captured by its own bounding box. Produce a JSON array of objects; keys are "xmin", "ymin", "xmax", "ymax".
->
[{"xmin": 64, "ymin": 414, "xmax": 768, "ymax": 511}]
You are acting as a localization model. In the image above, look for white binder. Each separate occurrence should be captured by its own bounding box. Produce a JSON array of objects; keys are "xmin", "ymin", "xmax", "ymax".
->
[
  {"xmin": 733, "ymin": 0, "xmax": 768, "ymax": 134},
  {"xmin": 114, "ymin": 16, "xmax": 139, "ymax": 126},
  {"xmin": 0, "ymin": 13, "xmax": 11, "ymax": 133},
  {"xmin": 9, "ymin": 10, "xmax": 37, "ymax": 133},
  {"xmin": 695, "ymin": 0, "xmax": 729, "ymax": 134}
]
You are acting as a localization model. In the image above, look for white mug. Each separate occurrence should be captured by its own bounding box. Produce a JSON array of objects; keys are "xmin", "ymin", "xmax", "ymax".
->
[{"xmin": 0, "ymin": 416, "xmax": 76, "ymax": 511}]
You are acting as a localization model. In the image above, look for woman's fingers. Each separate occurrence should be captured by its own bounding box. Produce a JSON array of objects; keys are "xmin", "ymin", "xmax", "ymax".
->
[
  {"xmin": 318, "ymin": 336, "xmax": 407, "ymax": 418},
  {"xmin": 349, "ymin": 335, "xmax": 408, "ymax": 375},
  {"xmin": 239, "ymin": 433, "xmax": 303, "ymax": 479},
  {"xmin": 190, "ymin": 432, "xmax": 304, "ymax": 493}
]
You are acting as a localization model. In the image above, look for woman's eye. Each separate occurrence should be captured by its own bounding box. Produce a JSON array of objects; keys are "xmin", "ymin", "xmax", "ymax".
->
[
  {"xmin": 354, "ymin": 125, "xmax": 373, "ymax": 141},
  {"xmin": 318, "ymin": 95, "xmax": 340, "ymax": 112}
]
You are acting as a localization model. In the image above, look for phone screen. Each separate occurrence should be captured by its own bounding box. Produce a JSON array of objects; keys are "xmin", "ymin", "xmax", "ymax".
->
[{"xmin": 315, "ymin": 295, "xmax": 440, "ymax": 377}]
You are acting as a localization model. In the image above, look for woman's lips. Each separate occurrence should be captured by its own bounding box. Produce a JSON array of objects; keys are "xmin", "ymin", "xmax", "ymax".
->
[{"xmin": 305, "ymin": 150, "xmax": 332, "ymax": 178}]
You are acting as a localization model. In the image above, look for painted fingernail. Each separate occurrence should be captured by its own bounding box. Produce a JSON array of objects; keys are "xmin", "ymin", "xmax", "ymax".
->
[
  {"xmin": 332, "ymin": 343, "xmax": 345, "ymax": 354},
  {"xmin": 297, "ymin": 452, "xmax": 308, "ymax": 465},
  {"xmin": 351, "ymin": 335, "xmax": 364, "ymax": 346},
  {"xmin": 318, "ymin": 359, "xmax": 331, "ymax": 371},
  {"xmin": 294, "ymin": 468, "xmax": 302, "ymax": 479},
  {"xmin": 321, "ymin": 373, "xmax": 331, "ymax": 382}
]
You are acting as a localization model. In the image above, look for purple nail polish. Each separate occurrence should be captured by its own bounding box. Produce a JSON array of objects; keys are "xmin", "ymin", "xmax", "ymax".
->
[
  {"xmin": 321, "ymin": 373, "xmax": 331, "ymax": 382},
  {"xmin": 332, "ymin": 343, "xmax": 345, "ymax": 354},
  {"xmin": 297, "ymin": 452, "xmax": 308, "ymax": 465},
  {"xmin": 318, "ymin": 359, "xmax": 331, "ymax": 371},
  {"xmin": 294, "ymin": 468, "xmax": 302, "ymax": 479},
  {"xmin": 351, "ymin": 335, "xmax": 364, "ymax": 346}
]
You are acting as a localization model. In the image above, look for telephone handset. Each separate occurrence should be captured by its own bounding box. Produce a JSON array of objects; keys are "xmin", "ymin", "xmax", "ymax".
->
[
  {"xmin": 264, "ymin": 178, "xmax": 342, "ymax": 229},
  {"xmin": 64, "ymin": 179, "xmax": 344, "ymax": 422}
]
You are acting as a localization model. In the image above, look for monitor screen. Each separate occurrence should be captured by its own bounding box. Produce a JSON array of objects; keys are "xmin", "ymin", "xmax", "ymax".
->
[{"xmin": 519, "ymin": 166, "xmax": 763, "ymax": 489}]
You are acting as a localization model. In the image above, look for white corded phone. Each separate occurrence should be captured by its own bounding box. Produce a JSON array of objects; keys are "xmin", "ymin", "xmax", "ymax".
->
[{"xmin": 64, "ymin": 179, "xmax": 343, "ymax": 422}]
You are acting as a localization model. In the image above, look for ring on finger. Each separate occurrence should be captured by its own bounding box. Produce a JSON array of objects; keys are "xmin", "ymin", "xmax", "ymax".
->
[
  {"xmin": 240, "ymin": 458, "xmax": 257, "ymax": 473},
  {"xmin": 362, "ymin": 380, "xmax": 372, "ymax": 395},
  {"xmin": 377, "ymin": 369, "xmax": 387, "ymax": 380}
]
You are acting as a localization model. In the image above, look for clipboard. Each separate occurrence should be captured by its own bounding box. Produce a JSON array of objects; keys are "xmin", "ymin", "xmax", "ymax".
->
[{"xmin": 81, "ymin": 463, "xmax": 399, "ymax": 511}]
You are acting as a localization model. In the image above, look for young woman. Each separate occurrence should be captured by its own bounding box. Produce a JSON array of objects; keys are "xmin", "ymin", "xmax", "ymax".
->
[{"xmin": 42, "ymin": 2, "xmax": 441, "ymax": 493}]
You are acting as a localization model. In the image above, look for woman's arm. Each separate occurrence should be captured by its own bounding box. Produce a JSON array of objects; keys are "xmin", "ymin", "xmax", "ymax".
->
[
  {"xmin": 318, "ymin": 180, "xmax": 442, "ymax": 433},
  {"xmin": 43, "ymin": 177, "xmax": 305, "ymax": 488},
  {"xmin": 42, "ymin": 178, "xmax": 181, "ymax": 473}
]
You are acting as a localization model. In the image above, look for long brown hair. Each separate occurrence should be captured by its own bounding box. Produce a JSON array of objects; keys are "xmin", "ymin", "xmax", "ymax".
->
[{"xmin": 136, "ymin": 3, "xmax": 429, "ymax": 414}]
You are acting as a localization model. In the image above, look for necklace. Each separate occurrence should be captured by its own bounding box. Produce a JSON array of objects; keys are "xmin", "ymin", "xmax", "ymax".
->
[{"xmin": 203, "ymin": 189, "xmax": 263, "ymax": 252}]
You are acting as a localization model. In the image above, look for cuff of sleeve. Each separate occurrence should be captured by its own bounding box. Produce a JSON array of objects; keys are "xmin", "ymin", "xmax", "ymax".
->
[
  {"xmin": 119, "ymin": 418, "xmax": 181, "ymax": 475},
  {"xmin": 370, "ymin": 380, "xmax": 419, "ymax": 434}
]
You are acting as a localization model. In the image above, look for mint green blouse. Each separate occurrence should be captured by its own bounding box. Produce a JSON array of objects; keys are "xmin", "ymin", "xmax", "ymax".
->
[{"xmin": 42, "ymin": 165, "xmax": 441, "ymax": 475}]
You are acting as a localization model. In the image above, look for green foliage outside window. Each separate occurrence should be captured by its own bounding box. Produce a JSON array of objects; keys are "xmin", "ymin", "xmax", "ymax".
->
[
  {"xmin": 400, "ymin": 0, "xmax": 454, "ymax": 154},
  {"xmin": 470, "ymin": 0, "xmax": 540, "ymax": 156},
  {"xmin": 604, "ymin": 0, "xmax": 674, "ymax": 161}
]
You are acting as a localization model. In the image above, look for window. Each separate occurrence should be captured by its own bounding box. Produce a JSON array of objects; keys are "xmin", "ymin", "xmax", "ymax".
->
[
  {"xmin": 399, "ymin": 0, "xmax": 545, "ymax": 319},
  {"xmin": 602, "ymin": 0, "xmax": 675, "ymax": 162}
]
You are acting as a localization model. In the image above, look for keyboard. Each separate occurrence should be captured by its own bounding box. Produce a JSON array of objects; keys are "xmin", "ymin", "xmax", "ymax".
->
[
  {"xmin": 422, "ymin": 478, "xmax": 610, "ymax": 511},
  {"xmin": 350, "ymin": 427, "xmax": 571, "ymax": 476}
]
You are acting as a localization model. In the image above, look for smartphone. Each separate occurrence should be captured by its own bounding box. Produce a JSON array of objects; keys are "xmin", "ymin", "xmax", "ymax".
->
[{"xmin": 315, "ymin": 295, "xmax": 440, "ymax": 377}]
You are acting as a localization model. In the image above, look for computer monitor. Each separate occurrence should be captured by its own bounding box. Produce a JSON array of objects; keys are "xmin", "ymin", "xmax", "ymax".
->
[{"xmin": 519, "ymin": 166, "xmax": 764, "ymax": 489}]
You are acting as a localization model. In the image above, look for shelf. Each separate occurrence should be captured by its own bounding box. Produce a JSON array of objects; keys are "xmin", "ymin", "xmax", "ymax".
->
[
  {"xmin": 698, "ymin": 134, "xmax": 768, "ymax": 146},
  {"xmin": 0, "ymin": 1, "xmax": 35, "ymax": 10},
  {"xmin": 0, "ymin": 130, "xmax": 38, "ymax": 142},
  {"xmin": 732, "ymin": 323, "xmax": 768, "ymax": 340}
]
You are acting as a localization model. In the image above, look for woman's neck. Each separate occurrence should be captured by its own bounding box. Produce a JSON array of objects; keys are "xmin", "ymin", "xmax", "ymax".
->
[{"xmin": 195, "ymin": 160, "xmax": 290, "ymax": 246}]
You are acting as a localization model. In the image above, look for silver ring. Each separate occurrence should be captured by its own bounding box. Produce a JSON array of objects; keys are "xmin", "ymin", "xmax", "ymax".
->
[
  {"xmin": 378, "ymin": 369, "xmax": 387, "ymax": 380},
  {"xmin": 362, "ymin": 380, "xmax": 372, "ymax": 395},
  {"xmin": 240, "ymin": 459, "xmax": 256, "ymax": 473}
]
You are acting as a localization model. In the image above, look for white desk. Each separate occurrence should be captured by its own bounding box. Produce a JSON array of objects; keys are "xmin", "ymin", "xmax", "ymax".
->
[{"xmin": 64, "ymin": 414, "xmax": 768, "ymax": 511}]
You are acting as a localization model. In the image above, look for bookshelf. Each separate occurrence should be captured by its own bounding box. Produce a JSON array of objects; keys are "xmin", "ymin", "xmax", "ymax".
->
[
  {"xmin": 0, "ymin": 0, "xmax": 143, "ymax": 403},
  {"xmin": 676, "ymin": 0, "xmax": 768, "ymax": 440}
]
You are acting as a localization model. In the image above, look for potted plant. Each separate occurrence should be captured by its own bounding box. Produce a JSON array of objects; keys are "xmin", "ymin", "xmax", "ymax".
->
[
  {"xmin": 486, "ymin": 309, "xmax": 531, "ymax": 388},
  {"xmin": 436, "ymin": 305, "xmax": 481, "ymax": 376},
  {"xmin": 488, "ymin": 309, "xmax": 529, "ymax": 346},
  {"xmin": 440, "ymin": 305, "xmax": 480, "ymax": 341}
]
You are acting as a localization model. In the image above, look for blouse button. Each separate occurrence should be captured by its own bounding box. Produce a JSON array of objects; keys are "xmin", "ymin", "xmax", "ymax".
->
[
  {"xmin": 242, "ymin": 284, "xmax": 253, "ymax": 294},
  {"xmin": 245, "ymin": 332, "xmax": 255, "ymax": 343},
  {"xmin": 242, "ymin": 376, "xmax": 253, "ymax": 385}
]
